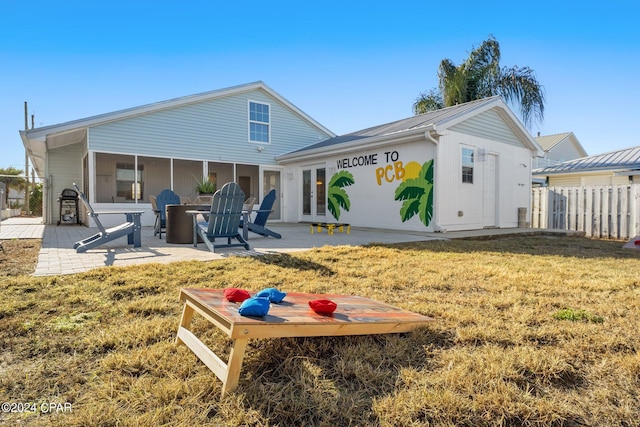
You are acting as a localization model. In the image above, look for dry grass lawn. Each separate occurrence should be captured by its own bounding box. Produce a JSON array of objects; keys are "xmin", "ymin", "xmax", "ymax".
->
[{"xmin": 0, "ymin": 235, "xmax": 639, "ymax": 426}]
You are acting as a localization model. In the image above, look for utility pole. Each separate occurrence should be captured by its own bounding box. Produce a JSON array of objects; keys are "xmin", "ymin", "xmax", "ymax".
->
[{"xmin": 24, "ymin": 102, "xmax": 30, "ymax": 215}]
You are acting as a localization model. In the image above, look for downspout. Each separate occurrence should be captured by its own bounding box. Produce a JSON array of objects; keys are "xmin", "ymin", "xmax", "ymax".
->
[{"xmin": 424, "ymin": 125, "xmax": 447, "ymax": 233}]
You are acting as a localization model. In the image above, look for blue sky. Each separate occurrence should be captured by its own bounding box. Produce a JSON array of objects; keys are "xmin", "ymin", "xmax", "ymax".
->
[{"xmin": 1, "ymin": 1, "xmax": 638, "ymax": 172}]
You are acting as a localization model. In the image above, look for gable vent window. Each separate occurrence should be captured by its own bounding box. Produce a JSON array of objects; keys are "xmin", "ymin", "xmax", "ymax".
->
[
  {"xmin": 462, "ymin": 147, "xmax": 474, "ymax": 184},
  {"xmin": 249, "ymin": 101, "xmax": 270, "ymax": 143}
]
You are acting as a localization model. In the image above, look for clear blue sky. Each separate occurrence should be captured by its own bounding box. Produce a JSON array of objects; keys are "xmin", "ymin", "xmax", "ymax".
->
[{"xmin": 2, "ymin": 1, "xmax": 638, "ymax": 172}]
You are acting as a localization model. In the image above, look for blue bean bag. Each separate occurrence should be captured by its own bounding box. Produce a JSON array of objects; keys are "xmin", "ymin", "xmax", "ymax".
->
[
  {"xmin": 238, "ymin": 297, "xmax": 270, "ymax": 317},
  {"xmin": 255, "ymin": 287, "xmax": 287, "ymax": 303}
]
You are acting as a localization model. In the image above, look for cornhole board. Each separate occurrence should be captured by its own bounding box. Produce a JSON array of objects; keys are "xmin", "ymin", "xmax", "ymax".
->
[{"xmin": 175, "ymin": 288, "xmax": 433, "ymax": 398}]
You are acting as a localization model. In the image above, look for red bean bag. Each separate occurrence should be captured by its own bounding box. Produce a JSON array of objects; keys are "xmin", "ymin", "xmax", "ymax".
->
[
  {"xmin": 223, "ymin": 288, "xmax": 251, "ymax": 303},
  {"xmin": 309, "ymin": 299, "xmax": 337, "ymax": 315}
]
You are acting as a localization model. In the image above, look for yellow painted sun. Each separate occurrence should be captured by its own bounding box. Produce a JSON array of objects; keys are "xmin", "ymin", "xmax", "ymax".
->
[{"xmin": 402, "ymin": 161, "xmax": 422, "ymax": 181}]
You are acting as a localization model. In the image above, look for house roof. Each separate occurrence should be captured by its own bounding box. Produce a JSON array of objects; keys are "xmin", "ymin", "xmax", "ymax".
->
[
  {"xmin": 534, "ymin": 132, "xmax": 588, "ymax": 157},
  {"xmin": 533, "ymin": 145, "xmax": 640, "ymax": 175},
  {"xmin": 277, "ymin": 96, "xmax": 542, "ymax": 162},
  {"xmin": 20, "ymin": 81, "xmax": 336, "ymax": 177}
]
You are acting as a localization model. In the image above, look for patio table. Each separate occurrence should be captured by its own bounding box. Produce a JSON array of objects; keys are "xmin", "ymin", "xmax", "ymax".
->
[{"xmin": 175, "ymin": 288, "xmax": 434, "ymax": 398}]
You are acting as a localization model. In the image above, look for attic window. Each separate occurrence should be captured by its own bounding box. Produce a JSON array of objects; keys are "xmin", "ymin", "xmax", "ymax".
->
[
  {"xmin": 462, "ymin": 148, "xmax": 474, "ymax": 184},
  {"xmin": 249, "ymin": 101, "xmax": 270, "ymax": 143}
]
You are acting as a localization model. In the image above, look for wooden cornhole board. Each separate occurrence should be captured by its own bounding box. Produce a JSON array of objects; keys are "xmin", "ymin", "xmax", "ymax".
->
[{"xmin": 175, "ymin": 288, "xmax": 433, "ymax": 398}]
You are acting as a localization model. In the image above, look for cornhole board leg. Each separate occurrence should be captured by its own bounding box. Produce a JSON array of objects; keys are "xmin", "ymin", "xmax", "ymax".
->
[{"xmin": 175, "ymin": 301, "xmax": 248, "ymax": 398}]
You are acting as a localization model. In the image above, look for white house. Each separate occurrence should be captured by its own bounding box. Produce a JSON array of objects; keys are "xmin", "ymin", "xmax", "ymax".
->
[
  {"xmin": 277, "ymin": 96, "xmax": 542, "ymax": 232},
  {"xmin": 21, "ymin": 83, "xmax": 542, "ymax": 232},
  {"xmin": 533, "ymin": 132, "xmax": 588, "ymax": 169},
  {"xmin": 533, "ymin": 145, "xmax": 640, "ymax": 187}
]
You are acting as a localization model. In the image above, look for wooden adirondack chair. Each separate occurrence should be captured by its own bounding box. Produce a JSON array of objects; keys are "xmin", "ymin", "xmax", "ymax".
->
[
  {"xmin": 191, "ymin": 182, "xmax": 250, "ymax": 252},
  {"xmin": 73, "ymin": 184, "xmax": 143, "ymax": 253},
  {"xmin": 239, "ymin": 189, "xmax": 281, "ymax": 239}
]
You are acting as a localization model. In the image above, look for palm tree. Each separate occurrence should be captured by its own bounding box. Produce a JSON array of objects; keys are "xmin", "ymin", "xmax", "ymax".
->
[
  {"xmin": 0, "ymin": 167, "xmax": 25, "ymax": 206},
  {"xmin": 413, "ymin": 35, "xmax": 545, "ymax": 129}
]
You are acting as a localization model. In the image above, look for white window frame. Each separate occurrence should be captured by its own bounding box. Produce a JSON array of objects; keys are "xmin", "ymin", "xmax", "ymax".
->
[
  {"xmin": 461, "ymin": 147, "xmax": 474, "ymax": 184},
  {"xmin": 248, "ymin": 100, "xmax": 271, "ymax": 144}
]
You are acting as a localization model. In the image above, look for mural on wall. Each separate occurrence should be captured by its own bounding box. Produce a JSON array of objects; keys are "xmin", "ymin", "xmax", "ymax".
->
[
  {"xmin": 328, "ymin": 170, "xmax": 355, "ymax": 220},
  {"xmin": 394, "ymin": 160, "xmax": 434, "ymax": 227}
]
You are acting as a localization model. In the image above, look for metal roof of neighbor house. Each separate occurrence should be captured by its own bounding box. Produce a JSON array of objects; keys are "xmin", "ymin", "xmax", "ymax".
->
[
  {"xmin": 533, "ymin": 145, "xmax": 640, "ymax": 175},
  {"xmin": 279, "ymin": 96, "xmax": 538, "ymax": 158}
]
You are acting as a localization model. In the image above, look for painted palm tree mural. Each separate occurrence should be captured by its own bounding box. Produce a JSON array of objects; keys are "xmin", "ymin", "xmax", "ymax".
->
[
  {"xmin": 328, "ymin": 170, "xmax": 355, "ymax": 220},
  {"xmin": 394, "ymin": 160, "xmax": 434, "ymax": 227}
]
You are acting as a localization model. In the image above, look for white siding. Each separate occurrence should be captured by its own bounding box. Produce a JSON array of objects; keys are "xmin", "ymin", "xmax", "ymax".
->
[
  {"xmin": 548, "ymin": 172, "xmax": 630, "ymax": 187},
  {"xmin": 548, "ymin": 140, "xmax": 583, "ymax": 162},
  {"xmin": 88, "ymin": 89, "xmax": 330, "ymax": 164},
  {"xmin": 435, "ymin": 131, "xmax": 532, "ymax": 231},
  {"xmin": 47, "ymin": 143, "xmax": 84, "ymax": 225},
  {"xmin": 450, "ymin": 109, "xmax": 524, "ymax": 148},
  {"xmin": 283, "ymin": 139, "xmax": 437, "ymax": 231}
]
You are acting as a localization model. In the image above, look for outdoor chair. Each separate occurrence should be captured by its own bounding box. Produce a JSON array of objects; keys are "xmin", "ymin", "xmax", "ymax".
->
[
  {"xmin": 155, "ymin": 189, "xmax": 181, "ymax": 239},
  {"xmin": 194, "ymin": 195, "xmax": 214, "ymax": 205},
  {"xmin": 239, "ymin": 189, "xmax": 281, "ymax": 239},
  {"xmin": 72, "ymin": 183, "xmax": 143, "ymax": 253},
  {"xmin": 190, "ymin": 182, "xmax": 250, "ymax": 252},
  {"xmin": 242, "ymin": 196, "xmax": 256, "ymax": 219}
]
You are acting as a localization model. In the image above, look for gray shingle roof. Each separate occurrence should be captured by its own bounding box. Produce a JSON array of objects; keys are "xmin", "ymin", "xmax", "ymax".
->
[
  {"xmin": 284, "ymin": 96, "xmax": 501, "ymax": 154},
  {"xmin": 533, "ymin": 145, "xmax": 640, "ymax": 174},
  {"xmin": 534, "ymin": 132, "xmax": 573, "ymax": 151}
]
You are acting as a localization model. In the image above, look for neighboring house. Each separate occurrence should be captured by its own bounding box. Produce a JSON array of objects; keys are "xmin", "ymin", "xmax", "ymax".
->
[
  {"xmin": 20, "ymin": 81, "xmax": 335, "ymax": 227},
  {"xmin": 0, "ymin": 182, "xmax": 5, "ymax": 210},
  {"xmin": 533, "ymin": 145, "xmax": 640, "ymax": 187},
  {"xmin": 277, "ymin": 96, "xmax": 542, "ymax": 232},
  {"xmin": 533, "ymin": 132, "xmax": 588, "ymax": 169},
  {"xmin": 21, "ymin": 83, "xmax": 541, "ymax": 232}
]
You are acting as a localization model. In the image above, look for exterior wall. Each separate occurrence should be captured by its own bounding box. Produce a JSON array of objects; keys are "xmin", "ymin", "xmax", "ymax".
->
[
  {"xmin": 435, "ymin": 132, "xmax": 532, "ymax": 231},
  {"xmin": 282, "ymin": 138, "xmax": 437, "ymax": 231},
  {"xmin": 548, "ymin": 172, "xmax": 632, "ymax": 187},
  {"xmin": 47, "ymin": 142, "xmax": 84, "ymax": 225},
  {"xmin": 87, "ymin": 88, "xmax": 330, "ymax": 164},
  {"xmin": 548, "ymin": 141, "xmax": 583, "ymax": 163},
  {"xmin": 450, "ymin": 109, "xmax": 524, "ymax": 148}
]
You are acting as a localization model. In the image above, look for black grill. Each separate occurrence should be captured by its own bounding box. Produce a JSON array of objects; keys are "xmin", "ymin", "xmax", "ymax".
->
[{"xmin": 58, "ymin": 188, "xmax": 80, "ymax": 225}]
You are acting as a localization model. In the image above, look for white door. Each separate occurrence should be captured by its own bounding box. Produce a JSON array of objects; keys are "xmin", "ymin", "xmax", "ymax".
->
[
  {"xmin": 301, "ymin": 165, "xmax": 327, "ymax": 222},
  {"xmin": 262, "ymin": 169, "xmax": 281, "ymax": 221},
  {"xmin": 483, "ymin": 154, "xmax": 498, "ymax": 227}
]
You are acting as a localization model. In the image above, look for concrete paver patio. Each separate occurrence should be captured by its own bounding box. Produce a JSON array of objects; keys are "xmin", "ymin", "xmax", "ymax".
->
[{"xmin": 1, "ymin": 216, "xmax": 577, "ymax": 276}]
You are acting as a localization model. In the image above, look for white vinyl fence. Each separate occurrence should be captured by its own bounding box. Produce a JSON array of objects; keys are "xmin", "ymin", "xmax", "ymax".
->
[{"xmin": 531, "ymin": 184, "xmax": 640, "ymax": 239}]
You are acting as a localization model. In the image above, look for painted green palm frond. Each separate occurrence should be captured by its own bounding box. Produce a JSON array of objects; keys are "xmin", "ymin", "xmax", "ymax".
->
[
  {"xmin": 328, "ymin": 171, "xmax": 354, "ymax": 220},
  {"xmin": 394, "ymin": 178, "xmax": 427, "ymax": 201},
  {"xmin": 329, "ymin": 170, "xmax": 355, "ymax": 188},
  {"xmin": 394, "ymin": 160, "xmax": 435, "ymax": 227},
  {"xmin": 421, "ymin": 159, "xmax": 434, "ymax": 182},
  {"xmin": 400, "ymin": 198, "xmax": 421, "ymax": 222},
  {"xmin": 419, "ymin": 182, "xmax": 434, "ymax": 226},
  {"xmin": 328, "ymin": 186, "xmax": 351, "ymax": 219}
]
